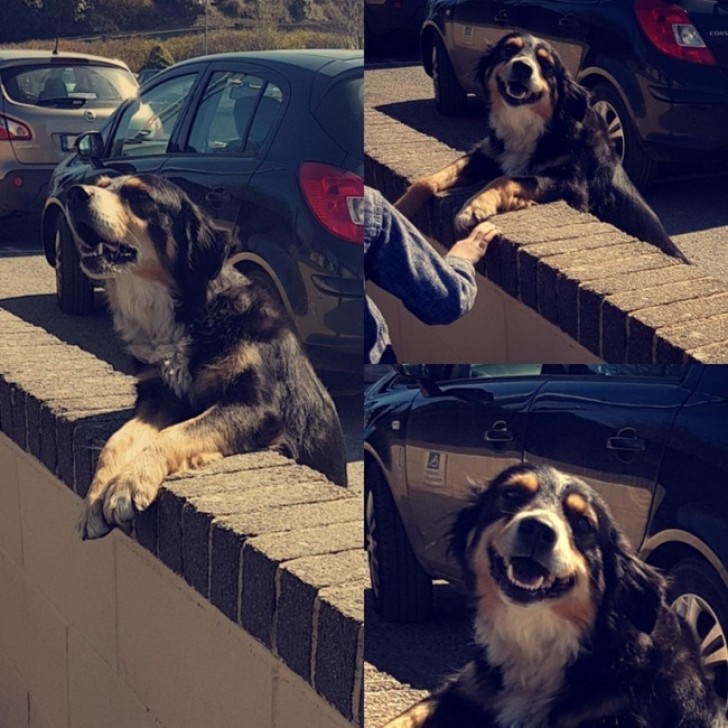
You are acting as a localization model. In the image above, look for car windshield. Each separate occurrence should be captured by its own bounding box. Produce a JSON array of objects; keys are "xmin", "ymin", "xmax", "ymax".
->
[
  {"xmin": 313, "ymin": 75, "xmax": 363, "ymax": 158},
  {"xmin": 1, "ymin": 62, "xmax": 137, "ymax": 108}
]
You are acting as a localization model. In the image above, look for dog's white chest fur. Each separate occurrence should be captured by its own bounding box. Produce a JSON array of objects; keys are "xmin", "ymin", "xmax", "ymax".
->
[
  {"xmin": 475, "ymin": 600, "xmax": 581, "ymax": 728},
  {"xmin": 109, "ymin": 275, "xmax": 192, "ymax": 398},
  {"xmin": 491, "ymin": 104, "xmax": 547, "ymax": 176}
]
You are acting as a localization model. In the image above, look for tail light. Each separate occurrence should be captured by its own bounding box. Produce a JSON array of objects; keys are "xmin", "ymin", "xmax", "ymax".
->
[
  {"xmin": 635, "ymin": 0, "xmax": 716, "ymax": 65},
  {"xmin": 0, "ymin": 115, "xmax": 32, "ymax": 141},
  {"xmin": 299, "ymin": 162, "xmax": 364, "ymax": 244}
]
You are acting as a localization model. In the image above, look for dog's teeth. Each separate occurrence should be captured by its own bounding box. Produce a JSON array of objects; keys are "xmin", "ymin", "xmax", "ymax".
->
[{"xmin": 506, "ymin": 563, "xmax": 545, "ymax": 591}]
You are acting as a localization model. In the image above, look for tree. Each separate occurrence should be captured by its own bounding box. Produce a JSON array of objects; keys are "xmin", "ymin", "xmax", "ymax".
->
[{"xmin": 144, "ymin": 43, "xmax": 175, "ymax": 70}]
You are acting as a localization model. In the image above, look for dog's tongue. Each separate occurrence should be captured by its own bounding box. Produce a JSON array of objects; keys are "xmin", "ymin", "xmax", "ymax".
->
[{"xmin": 508, "ymin": 557, "xmax": 549, "ymax": 589}]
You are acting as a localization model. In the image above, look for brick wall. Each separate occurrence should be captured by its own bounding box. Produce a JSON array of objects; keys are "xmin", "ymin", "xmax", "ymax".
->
[{"xmin": 0, "ymin": 308, "xmax": 364, "ymax": 728}]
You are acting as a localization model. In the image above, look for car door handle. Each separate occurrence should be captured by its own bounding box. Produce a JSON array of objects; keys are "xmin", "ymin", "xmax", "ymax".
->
[
  {"xmin": 495, "ymin": 9, "xmax": 510, "ymax": 24},
  {"xmin": 606, "ymin": 428, "xmax": 646, "ymax": 452},
  {"xmin": 558, "ymin": 14, "xmax": 580, "ymax": 27},
  {"xmin": 205, "ymin": 187, "xmax": 231, "ymax": 203},
  {"xmin": 485, "ymin": 420, "xmax": 514, "ymax": 442}
]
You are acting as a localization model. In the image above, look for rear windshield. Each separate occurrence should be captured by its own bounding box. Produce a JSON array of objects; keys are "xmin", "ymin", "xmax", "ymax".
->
[
  {"xmin": 1, "ymin": 62, "xmax": 137, "ymax": 108},
  {"xmin": 313, "ymin": 75, "xmax": 363, "ymax": 159}
]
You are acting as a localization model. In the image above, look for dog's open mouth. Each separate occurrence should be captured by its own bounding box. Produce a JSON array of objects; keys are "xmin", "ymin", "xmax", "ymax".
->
[
  {"xmin": 497, "ymin": 77, "xmax": 543, "ymax": 106},
  {"xmin": 74, "ymin": 221, "xmax": 138, "ymax": 266},
  {"xmin": 489, "ymin": 546, "xmax": 575, "ymax": 603}
]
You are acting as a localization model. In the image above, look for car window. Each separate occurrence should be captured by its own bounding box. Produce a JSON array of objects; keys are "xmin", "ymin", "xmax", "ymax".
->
[
  {"xmin": 313, "ymin": 75, "xmax": 362, "ymax": 158},
  {"xmin": 0, "ymin": 63, "xmax": 137, "ymax": 108},
  {"xmin": 109, "ymin": 74, "xmax": 195, "ymax": 158},
  {"xmin": 185, "ymin": 71, "xmax": 282, "ymax": 156}
]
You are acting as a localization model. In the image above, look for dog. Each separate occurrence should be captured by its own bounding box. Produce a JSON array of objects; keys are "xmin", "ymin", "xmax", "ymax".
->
[
  {"xmin": 385, "ymin": 464, "xmax": 724, "ymax": 727},
  {"xmin": 395, "ymin": 32, "xmax": 689, "ymax": 264},
  {"xmin": 65, "ymin": 174, "xmax": 348, "ymax": 540}
]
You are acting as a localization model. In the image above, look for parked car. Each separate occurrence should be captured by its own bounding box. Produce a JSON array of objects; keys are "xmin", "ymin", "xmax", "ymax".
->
[
  {"xmin": 364, "ymin": 364, "xmax": 728, "ymax": 711},
  {"xmin": 365, "ymin": 0, "xmax": 427, "ymax": 53},
  {"xmin": 0, "ymin": 49, "xmax": 137, "ymax": 219},
  {"xmin": 41, "ymin": 49, "xmax": 364, "ymax": 372},
  {"xmin": 420, "ymin": 0, "xmax": 728, "ymax": 187}
]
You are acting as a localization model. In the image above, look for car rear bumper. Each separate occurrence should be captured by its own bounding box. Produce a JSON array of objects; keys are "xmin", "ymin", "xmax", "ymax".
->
[{"xmin": 0, "ymin": 166, "xmax": 53, "ymax": 217}]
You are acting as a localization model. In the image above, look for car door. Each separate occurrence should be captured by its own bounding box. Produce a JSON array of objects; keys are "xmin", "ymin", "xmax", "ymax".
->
[
  {"xmin": 523, "ymin": 365, "xmax": 698, "ymax": 549},
  {"xmin": 158, "ymin": 61, "xmax": 287, "ymax": 236},
  {"xmin": 401, "ymin": 365, "xmax": 549, "ymax": 579},
  {"xmin": 511, "ymin": 0, "xmax": 599, "ymax": 74},
  {"xmin": 445, "ymin": 0, "xmax": 518, "ymax": 88}
]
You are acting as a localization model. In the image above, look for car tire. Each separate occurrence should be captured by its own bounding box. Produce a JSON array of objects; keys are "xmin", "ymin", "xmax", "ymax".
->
[
  {"xmin": 432, "ymin": 35, "xmax": 467, "ymax": 117},
  {"xmin": 591, "ymin": 82, "xmax": 658, "ymax": 190},
  {"xmin": 668, "ymin": 556, "xmax": 728, "ymax": 715},
  {"xmin": 55, "ymin": 215, "xmax": 94, "ymax": 315},
  {"xmin": 365, "ymin": 460, "xmax": 433, "ymax": 622}
]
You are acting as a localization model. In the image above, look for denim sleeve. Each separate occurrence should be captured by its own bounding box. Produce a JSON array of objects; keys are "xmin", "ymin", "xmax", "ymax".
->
[{"xmin": 364, "ymin": 187, "xmax": 478, "ymax": 325}]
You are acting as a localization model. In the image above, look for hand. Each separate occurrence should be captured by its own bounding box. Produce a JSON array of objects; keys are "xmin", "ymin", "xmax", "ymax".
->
[{"xmin": 448, "ymin": 221, "xmax": 500, "ymax": 265}]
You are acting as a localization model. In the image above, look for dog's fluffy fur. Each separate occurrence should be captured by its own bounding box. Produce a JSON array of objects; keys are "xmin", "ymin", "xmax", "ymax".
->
[
  {"xmin": 386, "ymin": 464, "xmax": 724, "ymax": 727},
  {"xmin": 396, "ymin": 32, "xmax": 689, "ymax": 263},
  {"xmin": 66, "ymin": 174, "xmax": 347, "ymax": 539}
]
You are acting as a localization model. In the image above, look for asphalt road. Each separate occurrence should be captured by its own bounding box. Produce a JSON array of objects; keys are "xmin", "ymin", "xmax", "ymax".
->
[{"xmin": 365, "ymin": 57, "xmax": 728, "ymax": 279}]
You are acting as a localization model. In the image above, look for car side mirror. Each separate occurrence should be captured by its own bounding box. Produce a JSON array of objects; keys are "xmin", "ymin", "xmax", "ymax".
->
[{"xmin": 75, "ymin": 132, "xmax": 104, "ymax": 165}]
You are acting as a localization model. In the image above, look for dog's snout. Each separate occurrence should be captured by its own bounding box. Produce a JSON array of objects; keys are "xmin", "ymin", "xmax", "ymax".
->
[
  {"xmin": 517, "ymin": 516, "xmax": 557, "ymax": 553},
  {"xmin": 511, "ymin": 60, "xmax": 533, "ymax": 82},
  {"xmin": 68, "ymin": 185, "xmax": 92, "ymax": 206}
]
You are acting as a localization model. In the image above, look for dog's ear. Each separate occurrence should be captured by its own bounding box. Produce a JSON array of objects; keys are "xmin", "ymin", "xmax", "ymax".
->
[
  {"xmin": 449, "ymin": 488, "xmax": 490, "ymax": 588},
  {"xmin": 177, "ymin": 198, "xmax": 230, "ymax": 283},
  {"xmin": 599, "ymin": 504, "xmax": 665, "ymax": 634},
  {"xmin": 557, "ymin": 67, "xmax": 589, "ymax": 124},
  {"xmin": 476, "ymin": 41, "xmax": 500, "ymax": 90}
]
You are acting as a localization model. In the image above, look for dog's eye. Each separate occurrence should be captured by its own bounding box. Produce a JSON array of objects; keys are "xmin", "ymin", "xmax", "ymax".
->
[
  {"xmin": 572, "ymin": 515, "xmax": 594, "ymax": 536},
  {"xmin": 500, "ymin": 487, "xmax": 529, "ymax": 511},
  {"xmin": 502, "ymin": 43, "xmax": 519, "ymax": 58}
]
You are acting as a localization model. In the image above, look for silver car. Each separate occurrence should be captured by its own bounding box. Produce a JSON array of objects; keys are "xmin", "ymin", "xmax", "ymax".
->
[{"xmin": 0, "ymin": 49, "xmax": 137, "ymax": 219}]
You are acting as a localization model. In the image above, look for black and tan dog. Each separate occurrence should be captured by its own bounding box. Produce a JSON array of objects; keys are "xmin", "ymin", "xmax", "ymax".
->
[
  {"xmin": 396, "ymin": 32, "xmax": 689, "ymax": 263},
  {"xmin": 66, "ymin": 174, "xmax": 347, "ymax": 540},
  {"xmin": 386, "ymin": 464, "xmax": 724, "ymax": 727}
]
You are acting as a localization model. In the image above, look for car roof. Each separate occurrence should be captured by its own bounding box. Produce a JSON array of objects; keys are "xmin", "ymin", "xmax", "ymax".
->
[
  {"xmin": 170, "ymin": 48, "xmax": 362, "ymax": 77},
  {"xmin": 0, "ymin": 49, "xmax": 130, "ymax": 69}
]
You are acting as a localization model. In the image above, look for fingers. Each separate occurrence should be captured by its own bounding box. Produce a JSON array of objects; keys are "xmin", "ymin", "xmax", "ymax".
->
[{"xmin": 465, "ymin": 221, "xmax": 499, "ymax": 247}]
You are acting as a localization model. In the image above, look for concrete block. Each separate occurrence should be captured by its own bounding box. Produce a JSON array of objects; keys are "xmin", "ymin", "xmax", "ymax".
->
[
  {"xmin": 0, "ymin": 434, "xmax": 23, "ymax": 565},
  {"xmin": 116, "ymin": 538, "xmax": 275, "ymax": 728},
  {"xmin": 0, "ymin": 648, "xmax": 29, "ymax": 728},
  {"xmin": 16, "ymin": 453, "xmax": 117, "ymax": 668},
  {"xmin": 67, "ymin": 628, "xmax": 163, "ymax": 728}
]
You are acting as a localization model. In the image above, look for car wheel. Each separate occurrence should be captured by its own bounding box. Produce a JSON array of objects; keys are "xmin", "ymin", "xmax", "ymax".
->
[
  {"xmin": 668, "ymin": 556, "xmax": 728, "ymax": 715},
  {"xmin": 591, "ymin": 82, "xmax": 657, "ymax": 190},
  {"xmin": 432, "ymin": 35, "xmax": 467, "ymax": 117},
  {"xmin": 365, "ymin": 460, "xmax": 433, "ymax": 622},
  {"xmin": 55, "ymin": 215, "xmax": 94, "ymax": 315}
]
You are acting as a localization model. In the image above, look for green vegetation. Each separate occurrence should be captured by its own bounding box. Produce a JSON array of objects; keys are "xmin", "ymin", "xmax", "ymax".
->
[{"xmin": 4, "ymin": 27, "xmax": 356, "ymax": 72}]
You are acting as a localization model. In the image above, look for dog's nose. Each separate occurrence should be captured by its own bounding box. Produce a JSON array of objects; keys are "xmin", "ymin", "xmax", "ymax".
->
[
  {"xmin": 67, "ymin": 185, "xmax": 92, "ymax": 206},
  {"xmin": 517, "ymin": 517, "xmax": 557, "ymax": 554},
  {"xmin": 511, "ymin": 60, "xmax": 533, "ymax": 82}
]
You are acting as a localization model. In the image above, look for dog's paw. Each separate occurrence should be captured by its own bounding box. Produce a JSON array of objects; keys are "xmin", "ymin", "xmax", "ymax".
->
[
  {"xmin": 454, "ymin": 201, "xmax": 496, "ymax": 234},
  {"xmin": 78, "ymin": 500, "xmax": 112, "ymax": 540},
  {"xmin": 101, "ymin": 459, "xmax": 163, "ymax": 529}
]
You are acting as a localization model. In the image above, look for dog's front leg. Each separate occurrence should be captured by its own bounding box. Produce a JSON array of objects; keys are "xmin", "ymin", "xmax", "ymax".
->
[
  {"xmin": 79, "ymin": 381, "xmax": 187, "ymax": 540},
  {"xmin": 395, "ymin": 156, "xmax": 475, "ymax": 219},
  {"xmin": 454, "ymin": 176, "xmax": 540, "ymax": 232},
  {"xmin": 99, "ymin": 402, "xmax": 276, "ymax": 531}
]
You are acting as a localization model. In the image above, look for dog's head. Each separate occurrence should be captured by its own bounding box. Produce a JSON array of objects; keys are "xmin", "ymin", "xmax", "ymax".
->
[
  {"xmin": 65, "ymin": 174, "xmax": 229, "ymax": 288},
  {"xmin": 479, "ymin": 32, "xmax": 589, "ymax": 125},
  {"xmin": 451, "ymin": 464, "xmax": 664, "ymax": 641}
]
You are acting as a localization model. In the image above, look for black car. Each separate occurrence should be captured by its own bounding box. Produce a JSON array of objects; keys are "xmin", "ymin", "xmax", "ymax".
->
[
  {"xmin": 364, "ymin": 364, "xmax": 728, "ymax": 711},
  {"xmin": 365, "ymin": 0, "xmax": 427, "ymax": 51},
  {"xmin": 41, "ymin": 49, "xmax": 363, "ymax": 372},
  {"xmin": 420, "ymin": 0, "xmax": 728, "ymax": 187}
]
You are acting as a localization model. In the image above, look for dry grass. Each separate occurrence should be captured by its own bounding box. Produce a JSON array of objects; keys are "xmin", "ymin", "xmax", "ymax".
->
[{"xmin": 7, "ymin": 27, "xmax": 356, "ymax": 72}]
